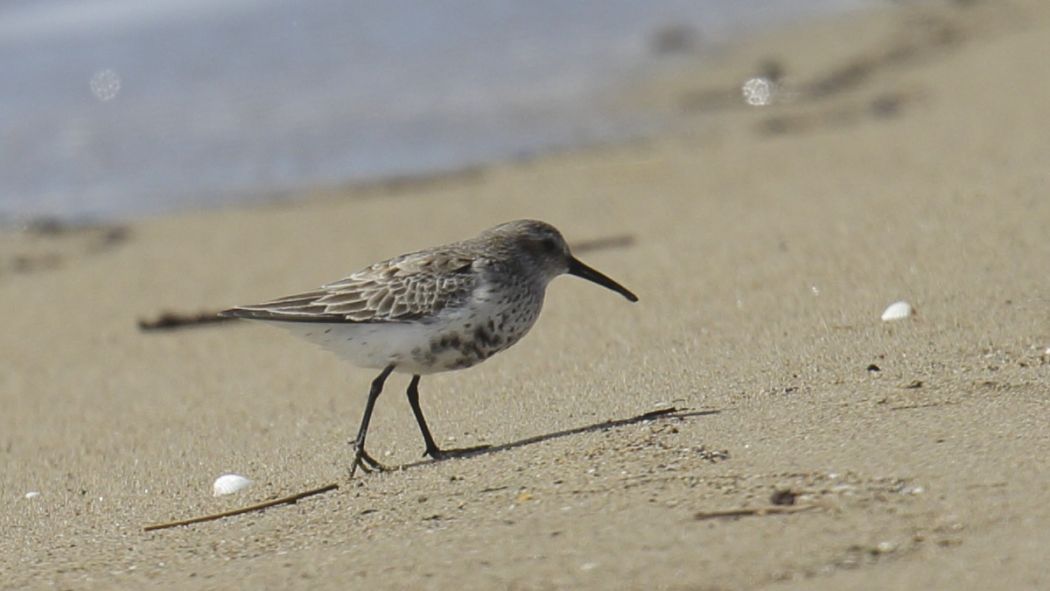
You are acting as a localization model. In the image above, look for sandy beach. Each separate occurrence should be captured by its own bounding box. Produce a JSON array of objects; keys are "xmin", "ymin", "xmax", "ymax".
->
[{"xmin": 3, "ymin": 0, "xmax": 1050, "ymax": 588}]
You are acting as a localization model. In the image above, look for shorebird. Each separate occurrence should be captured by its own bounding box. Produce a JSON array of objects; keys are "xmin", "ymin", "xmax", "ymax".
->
[{"xmin": 220, "ymin": 220, "xmax": 638, "ymax": 477}]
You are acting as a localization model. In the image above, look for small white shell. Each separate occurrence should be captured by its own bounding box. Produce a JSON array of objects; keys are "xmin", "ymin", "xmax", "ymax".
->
[
  {"xmin": 881, "ymin": 301, "xmax": 913, "ymax": 322},
  {"xmin": 212, "ymin": 474, "xmax": 252, "ymax": 497},
  {"xmin": 24, "ymin": 491, "xmax": 41, "ymax": 499}
]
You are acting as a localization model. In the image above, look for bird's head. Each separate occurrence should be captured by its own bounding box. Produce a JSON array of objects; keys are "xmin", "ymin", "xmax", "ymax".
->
[{"xmin": 483, "ymin": 220, "xmax": 638, "ymax": 302}]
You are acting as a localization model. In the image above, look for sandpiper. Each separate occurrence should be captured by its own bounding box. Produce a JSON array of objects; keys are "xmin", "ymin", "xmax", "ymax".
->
[{"xmin": 220, "ymin": 220, "xmax": 638, "ymax": 477}]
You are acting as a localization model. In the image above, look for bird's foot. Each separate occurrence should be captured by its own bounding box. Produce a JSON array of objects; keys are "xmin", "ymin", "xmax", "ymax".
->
[{"xmin": 349, "ymin": 446, "xmax": 392, "ymax": 478}]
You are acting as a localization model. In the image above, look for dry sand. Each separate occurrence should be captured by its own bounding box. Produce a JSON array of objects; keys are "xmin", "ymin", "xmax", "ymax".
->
[{"xmin": 3, "ymin": 0, "xmax": 1050, "ymax": 588}]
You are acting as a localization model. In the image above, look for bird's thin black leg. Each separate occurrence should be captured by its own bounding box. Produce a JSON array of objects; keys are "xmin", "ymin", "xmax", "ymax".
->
[
  {"xmin": 407, "ymin": 375, "xmax": 490, "ymax": 460},
  {"xmin": 349, "ymin": 365, "xmax": 395, "ymax": 478},
  {"xmin": 406, "ymin": 375, "xmax": 441, "ymax": 456}
]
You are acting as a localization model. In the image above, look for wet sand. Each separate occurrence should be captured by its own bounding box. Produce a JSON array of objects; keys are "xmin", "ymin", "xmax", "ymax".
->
[{"xmin": 3, "ymin": 0, "xmax": 1050, "ymax": 588}]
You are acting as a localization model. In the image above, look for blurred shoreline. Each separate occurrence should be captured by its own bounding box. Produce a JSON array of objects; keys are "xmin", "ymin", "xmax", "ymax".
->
[{"xmin": 1, "ymin": 0, "xmax": 869, "ymax": 224}]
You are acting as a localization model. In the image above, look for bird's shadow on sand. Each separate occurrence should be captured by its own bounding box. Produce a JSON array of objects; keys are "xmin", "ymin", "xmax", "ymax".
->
[{"xmin": 393, "ymin": 406, "xmax": 718, "ymax": 472}]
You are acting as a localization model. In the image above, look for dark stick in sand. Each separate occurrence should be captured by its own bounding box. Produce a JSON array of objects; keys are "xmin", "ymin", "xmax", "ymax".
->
[
  {"xmin": 144, "ymin": 483, "xmax": 339, "ymax": 532},
  {"xmin": 693, "ymin": 505, "xmax": 817, "ymax": 521},
  {"xmin": 138, "ymin": 310, "xmax": 234, "ymax": 332}
]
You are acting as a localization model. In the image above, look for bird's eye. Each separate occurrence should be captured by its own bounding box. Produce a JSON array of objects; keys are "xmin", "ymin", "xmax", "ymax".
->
[{"xmin": 541, "ymin": 238, "xmax": 558, "ymax": 252}]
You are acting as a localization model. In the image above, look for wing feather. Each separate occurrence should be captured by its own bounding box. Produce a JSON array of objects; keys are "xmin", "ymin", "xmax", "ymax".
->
[{"xmin": 220, "ymin": 250, "xmax": 478, "ymax": 323}]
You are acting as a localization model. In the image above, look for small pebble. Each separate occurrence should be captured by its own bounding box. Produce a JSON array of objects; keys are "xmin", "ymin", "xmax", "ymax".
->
[
  {"xmin": 212, "ymin": 474, "xmax": 252, "ymax": 496},
  {"xmin": 881, "ymin": 301, "xmax": 913, "ymax": 322},
  {"xmin": 770, "ymin": 488, "xmax": 797, "ymax": 506},
  {"xmin": 24, "ymin": 491, "xmax": 41, "ymax": 499}
]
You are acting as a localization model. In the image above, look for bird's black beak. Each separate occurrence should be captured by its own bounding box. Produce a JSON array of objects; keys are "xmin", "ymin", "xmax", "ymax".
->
[{"xmin": 567, "ymin": 257, "xmax": 638, "ymax": 302}]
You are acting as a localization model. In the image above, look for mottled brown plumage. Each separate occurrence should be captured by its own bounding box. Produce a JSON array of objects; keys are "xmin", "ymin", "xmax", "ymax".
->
[
  {"xmin": 224, "ymin": 249, "xmax": 479, "ymax": 323},
  {"xmin": 219, "ymin": 220, "xmax": 638, "ymax": 478}
]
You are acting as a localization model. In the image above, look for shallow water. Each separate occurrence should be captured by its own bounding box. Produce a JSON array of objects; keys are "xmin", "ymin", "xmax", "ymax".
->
[{"xmin": 0, "ymin": 0, "xmax": 870, "ymax": 221}]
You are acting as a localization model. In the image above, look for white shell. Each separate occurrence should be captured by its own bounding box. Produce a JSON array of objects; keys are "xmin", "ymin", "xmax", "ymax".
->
[
  {"xmin": 741, "ymin": 77, "xmax": 776, "ymax": 106},
  {"xmin": 212, "ymin": 474, "xmax": 253, "ymax": 496},
  {"xmin": 24, "ymin": 491, "xmax": 41, "ymax": 499},
  {"xmin": 880, "ymin": 301, "xmax": 913, "ymax": 322}
]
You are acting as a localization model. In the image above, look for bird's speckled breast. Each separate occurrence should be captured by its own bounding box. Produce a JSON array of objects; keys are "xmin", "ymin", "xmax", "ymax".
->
[{"xmin": 409, "ymin": 273, "xmax": 544, "ymax": 373}]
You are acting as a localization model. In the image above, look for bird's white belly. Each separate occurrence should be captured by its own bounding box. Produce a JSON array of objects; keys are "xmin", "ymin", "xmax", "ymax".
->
[
  {"xmin": 268, "ymin": 321, "xmax": 437, "ymax": 372},
  {"xmin": 253, "ymin": 294, "xmax": 540, "ymax": 375}
]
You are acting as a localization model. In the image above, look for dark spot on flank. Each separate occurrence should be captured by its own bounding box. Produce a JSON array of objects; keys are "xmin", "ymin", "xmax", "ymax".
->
[
  {"xmin": 430, "ymin": 334, "xmax": 463, "ymax": 351},
  {"xmin": 447, "ymin": 358, "xmax": 475, "ymax": 370},
  {"xmin": 465, "ymin": 342, "xmax": 484, "ymax": 360},
  {"xmin": 473, "ymin": 326, "xmax": 502, "ymax": 349}
]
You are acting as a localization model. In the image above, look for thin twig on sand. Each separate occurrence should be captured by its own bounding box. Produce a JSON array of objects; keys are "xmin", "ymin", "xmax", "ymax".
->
[
  {"xmin": 138, "ymin": 310, "xmax": 233, "ymax": 331},
  {"xmin": 144, "ymin": 483, "xmax": 339, "ymax": 532},
  {"xmin": 569, "ymin": 234, "xmax": 635, "ymax": 255},
  {"xmin": 693, "ymin": 505, "xmax": 817, "ymax": 521}
]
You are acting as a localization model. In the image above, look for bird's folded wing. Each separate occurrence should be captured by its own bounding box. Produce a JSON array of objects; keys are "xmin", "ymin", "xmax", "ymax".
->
[{"xmin": 220, "ymin": 251, "xmax": 477, "ymax": 323}]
